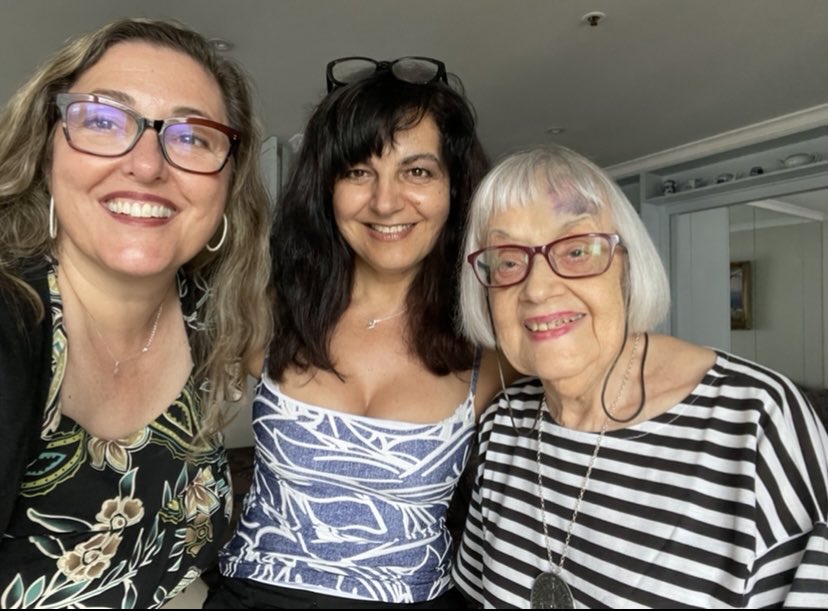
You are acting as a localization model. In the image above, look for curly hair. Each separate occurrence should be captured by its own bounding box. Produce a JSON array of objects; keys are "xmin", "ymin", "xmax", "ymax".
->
[
  {"xmin": 268, "ymin": 70, "xmax": 489, "ymax": 380},
  {"xmin": 0, "ymin": 18, "xmax": 272, "ymax": 429}
]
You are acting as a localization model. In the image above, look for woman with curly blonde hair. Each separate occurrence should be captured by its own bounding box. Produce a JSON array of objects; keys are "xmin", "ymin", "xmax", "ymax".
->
[{"xmin": 0, "ymin": 18, "xmax": 270, "ymax": 607}]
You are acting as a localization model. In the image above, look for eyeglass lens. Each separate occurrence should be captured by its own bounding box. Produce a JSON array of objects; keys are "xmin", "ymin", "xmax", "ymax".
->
[
  {"xmin": 476, "ymin": 234, "xmax": 615, "ymax": 287},
  {"xmin": 329, "ymin": 57, "xmax": 443, "ymax": 88},
  {"xmin": 62, "ymin": 100, "xmax": 233, "ymax": 173},
  {"xmin": 389, "ymin": 58, "xmax": 443, "ymax": 84}
]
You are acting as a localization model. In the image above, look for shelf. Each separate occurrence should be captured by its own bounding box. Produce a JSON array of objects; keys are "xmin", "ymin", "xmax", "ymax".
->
[
  {"xmin": 631, "ymin": 125, "xmax": 828, "ymax": 203},
  {"xmin": 644, "ymin": 158, "xmax": 828, "ymax": 205}
]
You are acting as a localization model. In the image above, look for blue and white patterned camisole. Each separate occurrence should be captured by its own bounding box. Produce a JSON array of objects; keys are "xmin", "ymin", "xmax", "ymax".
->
[{"xmin": 218, "ymin": 355, "xmax": 480, "ymax": 604}]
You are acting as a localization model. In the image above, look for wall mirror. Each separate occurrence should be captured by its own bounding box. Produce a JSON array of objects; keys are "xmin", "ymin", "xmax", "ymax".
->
[
  {"xmin": 653, "ymin": 183, "xmax": 827, "ymax": 390},
  {"xmin": 728, "ymin": 197, "xmax": 824, "ymax": 387}
]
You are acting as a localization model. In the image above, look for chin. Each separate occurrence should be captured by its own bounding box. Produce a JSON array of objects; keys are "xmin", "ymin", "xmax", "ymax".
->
[
  {"xmin": 534, "ymin": 354, "xmax": 590, "ymax": 384},
  {"xmin": 109, "ymin": 253, "xmax": 176, "ymax": 278}
]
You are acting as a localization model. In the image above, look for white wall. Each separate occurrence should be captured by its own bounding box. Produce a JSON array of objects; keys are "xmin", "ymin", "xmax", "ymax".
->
[{"xmin": 221, "ymin": 377, "xmax": 257, "ymax": 448}]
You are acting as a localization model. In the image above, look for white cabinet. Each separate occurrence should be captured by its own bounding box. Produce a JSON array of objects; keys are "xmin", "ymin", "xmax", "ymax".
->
[{"xmin": 615, "ymin": 125, "xmax": 828, "ymax": 387}]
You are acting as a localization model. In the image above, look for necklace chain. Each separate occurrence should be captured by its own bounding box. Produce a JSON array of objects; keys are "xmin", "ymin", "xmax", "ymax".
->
[
  {"xmin": 86, "ymin": 302, "xmax": 164, "ymax": 375},
  {"xmin": 536, "ymin": 332, "xmax": 641, "ymax": 575},
  {"xmin": 366, "ymin": 309, "xmax": 406, "ymax": 329}
]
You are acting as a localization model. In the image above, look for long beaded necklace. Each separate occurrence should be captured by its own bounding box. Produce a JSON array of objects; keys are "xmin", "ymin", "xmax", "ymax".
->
[{"xmin": 530, "ymin": 332, "xmax": 642, "ymax": 608}]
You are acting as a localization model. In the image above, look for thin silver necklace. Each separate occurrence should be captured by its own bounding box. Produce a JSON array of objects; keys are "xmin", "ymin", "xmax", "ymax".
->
[
  {"xmin": 531, "ymin": 332, "xmax": 640, "ymax": 608},
  {"xmin": 59, "ymin": 267, "xmax": 166, "ymax": 375},
  {"xmin": 366, "ymin": 309, "xmax": 406, "ymax": 329},
  {"xmin": 86, "ymin": 303, "xmax": 164, "ymax": 375}
]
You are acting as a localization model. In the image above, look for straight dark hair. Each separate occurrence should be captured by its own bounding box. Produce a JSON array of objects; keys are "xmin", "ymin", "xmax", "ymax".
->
[{"xmin": 267, "ymin": 71, "xmax": 488, "ymax": 380}]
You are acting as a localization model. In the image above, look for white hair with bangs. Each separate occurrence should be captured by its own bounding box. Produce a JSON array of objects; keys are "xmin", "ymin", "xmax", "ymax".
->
[{"xmin": 460, "ymin": 145, "xmax": 670, "ymax": 348}]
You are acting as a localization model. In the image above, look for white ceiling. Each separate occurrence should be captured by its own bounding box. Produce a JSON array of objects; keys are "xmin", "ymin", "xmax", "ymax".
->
[{"xmin": 3, "ymin": 0, "xmax": 828, "ymax": 168}]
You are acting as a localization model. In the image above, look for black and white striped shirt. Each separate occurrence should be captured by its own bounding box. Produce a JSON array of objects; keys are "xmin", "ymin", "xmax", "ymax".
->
[{"xmin": 453, "ymin": 351, "xmax": 828, "ymax": 608}]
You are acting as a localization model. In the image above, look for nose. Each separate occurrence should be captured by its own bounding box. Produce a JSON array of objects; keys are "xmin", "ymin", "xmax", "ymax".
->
[
  {"xmin": 369, "ymin": 174, "xmax": 404, "ymax": 216},
  {"xmin": 120, "ymin": 129, "xmax": 167, "ymax": 181},
  {"xmin": 520, "ymin": 253, "xmax": 566, "ymax": 303}
]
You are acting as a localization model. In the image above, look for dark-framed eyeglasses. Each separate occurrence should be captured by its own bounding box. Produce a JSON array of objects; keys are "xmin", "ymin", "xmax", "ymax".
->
[
  {"xmin": 326, "ymin": 56, "xmax": 447, "ymax": 93},
  {"xmin": 467, "ymin": 233, "xmax": 625, "ymax": 288},
  {"xmin": 55, "ymin": 93, "xmax": 240, "ymax": 175}
]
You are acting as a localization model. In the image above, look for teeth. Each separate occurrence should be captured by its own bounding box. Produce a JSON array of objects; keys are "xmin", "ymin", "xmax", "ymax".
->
[
  {"xmin": 526, "ymin": 313, "xmax": 585, "ymax": 332},
  {"xmin": 370, "ymin": 223, "xmax": 412, "ymax": 234},
  {"xmin": 106, "ymin": 199, "xmax": 173, "ymax": 219}
]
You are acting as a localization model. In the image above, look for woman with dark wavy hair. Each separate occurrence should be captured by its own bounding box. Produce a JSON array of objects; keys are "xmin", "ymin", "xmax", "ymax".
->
[
  {"xmin": 0, "ymin": 18, "xmax": 271, "ymax": 608},
  {"xmin": 211, "ymin": 58, "xmax": 508, "ymax": 608}
]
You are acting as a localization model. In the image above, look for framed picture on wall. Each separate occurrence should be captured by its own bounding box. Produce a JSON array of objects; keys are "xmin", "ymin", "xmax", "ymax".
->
[{"xmin": 730, "ymin": 261, "xmax": 752, "ymax": 330}]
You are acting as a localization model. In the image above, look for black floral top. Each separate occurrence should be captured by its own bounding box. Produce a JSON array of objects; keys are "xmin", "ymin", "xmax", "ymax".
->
[{"xmin": 0, "ymin": 269, "xmax": 232, "ymax": 608}]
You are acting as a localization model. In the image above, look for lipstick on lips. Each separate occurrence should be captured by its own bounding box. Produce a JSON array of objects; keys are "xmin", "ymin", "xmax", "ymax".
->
[
  {"xmin": 524, "ymin": 311, "xmax": 586, "ymax": 339},
  {"xmin": 102, "ymin": 191, "xmax": 176, "ymax": 221}
]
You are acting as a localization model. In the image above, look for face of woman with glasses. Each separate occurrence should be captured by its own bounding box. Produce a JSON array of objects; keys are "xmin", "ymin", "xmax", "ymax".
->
[
  {"xmin": 484, "ymin": 190, "xmax": 627, "ymax": 393},
  {"xmin": 332, "ymin": 114, "xmax": 450, "ymax": 281},
  {"xmin": 49, "ymin": 41, "xmax": 232, "ymax": 278}
]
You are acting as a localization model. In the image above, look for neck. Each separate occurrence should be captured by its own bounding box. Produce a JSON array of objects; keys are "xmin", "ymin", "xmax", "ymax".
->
[
  {"xmin": 350, "ymin": 267, "xmax": 413, "ymax": 313},
  {"xmin": 351, "ymin": 259, "xmax": 419, "ymax": 301},
  {"xmin": 56, "ymin": 256, "xmax": 176, "ymax": 349},
  {"xmin": 543, "ymin": 332, "xmax": 645, "ymax": 431}
]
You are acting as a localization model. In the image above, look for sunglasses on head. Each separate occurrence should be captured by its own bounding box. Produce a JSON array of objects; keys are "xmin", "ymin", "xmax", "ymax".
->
[{"xmin": 325, "ymin": 56, "xmax": 447, "ymax": 93}]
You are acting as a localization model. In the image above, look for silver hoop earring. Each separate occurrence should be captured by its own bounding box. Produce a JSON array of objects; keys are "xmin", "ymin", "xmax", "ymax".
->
[
  {"xmin": 49, "ymin": 196, "xmax": 58, "ymax": 240},
  {"xmin": 206, "ymin": 214, "xmax": 228, "ymax": 252}
]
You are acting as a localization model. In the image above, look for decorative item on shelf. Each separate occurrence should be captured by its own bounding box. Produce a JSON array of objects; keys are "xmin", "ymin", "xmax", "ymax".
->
[
  {"xmin": 749, "ymin": 165, "xmax": 764, "ymax": 176},
  {"xmin": 781, "ymin": 152, "xmax": 821, "ymax": 168},
  {"xmin": 715, "ymin": 173, "xmax": 735, "ymax": 184},
  {"xmin": 661, "ymin": 179, "xmax": 677, "ymax": 195},
  {"xmin": 684, "ymin": 177, "xmax": 705, "ymax": 190},
  {"xmin": 730, "ymin": 261, "xmax": 752, "ymax": 330}
]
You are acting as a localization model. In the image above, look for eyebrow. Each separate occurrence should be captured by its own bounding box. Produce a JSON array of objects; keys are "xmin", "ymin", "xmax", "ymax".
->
[
  {"xmin": 400, "ymin": 152, "xmax": 445, "ymax": 169},
  {"xmin": 88, "ymin": 88, "xmax": 212, "ymax": 119}
]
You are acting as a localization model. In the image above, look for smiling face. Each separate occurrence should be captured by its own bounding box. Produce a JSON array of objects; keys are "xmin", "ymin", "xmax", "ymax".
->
[
  {"xmin": 332, "ymin": 114, "xmax": 450, "ymax": 283},
  {"xmin": 487, "ymin": 189, "xmax": 628, "ymax": 395},
  {"xmin": 49, "ymin": 41, "xmax": 231, "ymax": 280}
]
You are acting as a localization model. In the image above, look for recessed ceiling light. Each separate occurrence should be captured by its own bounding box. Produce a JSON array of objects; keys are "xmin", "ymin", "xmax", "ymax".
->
[
  {"xmin": 546, "ymin": 127, "xmax": 566, "ymax": 136},
  {"xmin": 581, "ymin": 11, "xmax": 606, "ymax": 27}
]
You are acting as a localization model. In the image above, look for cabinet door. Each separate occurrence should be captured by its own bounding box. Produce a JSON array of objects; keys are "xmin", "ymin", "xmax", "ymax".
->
[{"xmin": 671, "ymin": 207, "xmax": 730, "ymax": 351}]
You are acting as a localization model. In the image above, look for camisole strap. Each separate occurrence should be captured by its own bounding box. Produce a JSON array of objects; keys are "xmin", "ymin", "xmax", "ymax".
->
[{"xmin": 469, "ymin": 347, "xmax": 482, "ymax": 395}]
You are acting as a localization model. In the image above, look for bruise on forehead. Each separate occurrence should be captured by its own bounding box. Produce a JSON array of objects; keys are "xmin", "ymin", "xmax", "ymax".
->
[{"xmin": 545, "ymin": 187, "xmax": 597, "ymax": 217}]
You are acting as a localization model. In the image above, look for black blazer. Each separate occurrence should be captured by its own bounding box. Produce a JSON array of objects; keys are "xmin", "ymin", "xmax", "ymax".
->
[{"xmin": 0, "ymin": 261, "xmax": 51, "ymax": 534}]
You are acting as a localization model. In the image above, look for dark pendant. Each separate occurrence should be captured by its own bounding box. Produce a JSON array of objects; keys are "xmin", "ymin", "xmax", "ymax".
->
[{"xmin": 530, "ymin": 571, "xmax": 574, "ymax": 609}]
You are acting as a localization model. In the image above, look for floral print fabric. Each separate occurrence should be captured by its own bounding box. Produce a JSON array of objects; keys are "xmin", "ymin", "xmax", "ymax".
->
[{"xmin": 0, "ymin": 269, "xmax": 232, "ymax": 608}]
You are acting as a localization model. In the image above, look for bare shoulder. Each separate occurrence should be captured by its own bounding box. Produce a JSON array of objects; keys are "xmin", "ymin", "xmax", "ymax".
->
[
  {"xmin": 474, "ymin": 349, "xmax": 522, "ymax": 418},
  {"xmin": 245, "ymin": 347, "xmax": 265, "ymax": 378}
]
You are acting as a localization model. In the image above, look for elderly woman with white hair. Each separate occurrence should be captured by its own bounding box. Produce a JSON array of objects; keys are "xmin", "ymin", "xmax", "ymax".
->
[{"xmin": 451, "ymin": 145, "xmax": 828, "ymax": 608}]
